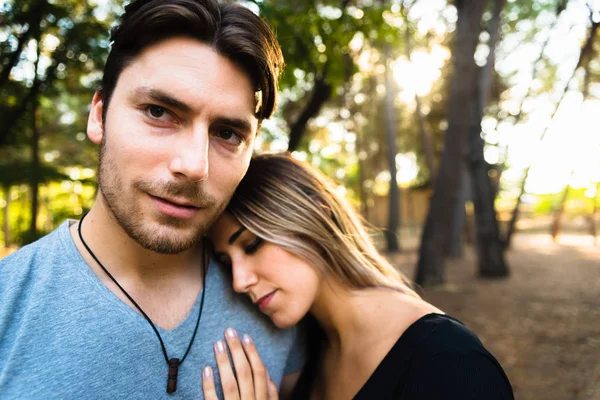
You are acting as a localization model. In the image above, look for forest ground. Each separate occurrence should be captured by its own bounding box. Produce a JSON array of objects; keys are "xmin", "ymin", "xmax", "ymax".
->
[{"xmin": 389, "ymin": 231, "xmax": 600, "ymax": 400}]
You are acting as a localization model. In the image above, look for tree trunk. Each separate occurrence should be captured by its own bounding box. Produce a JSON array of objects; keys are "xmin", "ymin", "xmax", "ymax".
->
[
  {"xmin": 384, "ymin": 47, "xmax": 400, "ymax": 252},
  {"xmin": 478, "ymin": 0, "xmax": 505, "ymax": 110},
  {"xmin": 416, "ymin": 0, "xmax": 487, "ymax": 287},
  {"xmin": 28, "ymin": 93, "xmax": 40, "ymax": 241},
  {"xmin": 356, "ymin": 129, "xmax": 369, "ymax": 220},
  {"xmin": 467, "ymin": 98, "xmax": 509, "ymax": 277},
  {"xmin": 2, "ymin": 185, "xmax": 9, "ymax": 247},
  {"xmin": 550, "ymin": 172, "xmax": 573, "ymax": 241},
  {"xmin": 406, "ymin": 189, "xmax": 417, "ymax": 235},
  {"xmin": 446, "ymin": 0, "xmax": 505, "ymax": 260},
  {"xmin": 447, "ymin": 166, "xmax": 470, "ymax": 258},
  {"xmin": 28, "ymin": 27, "xmax": 43, "ymax": 241},
  {"xmin": 287, "ymin": 73, "xmax": 332, "ymax": 152},
  {"xmin": 466, "ymin": 0, "xmax": 509, "ymax": 277},
  {"xmin": 0, "ymin": 68, "xmax": 49, "ymax": 147}
]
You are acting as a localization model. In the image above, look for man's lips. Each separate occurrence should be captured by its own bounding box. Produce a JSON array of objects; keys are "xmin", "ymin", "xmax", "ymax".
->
[
  {"xmin": 151, "ymin": 194, "xmax": 200, "ymax": 208},
  {"xmin": 149, "ymin": 194, "xmax": 201, "ymax": 219},
  {"xmin": 254, "ymin": 291, "xmax": 277, "ymax": 311}
]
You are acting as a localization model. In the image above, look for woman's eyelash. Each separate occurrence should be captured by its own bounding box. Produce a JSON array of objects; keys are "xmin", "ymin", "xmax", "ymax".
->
[{"xmin": 244, "ymin": 238, "xmax": 264, "ymax": 254}]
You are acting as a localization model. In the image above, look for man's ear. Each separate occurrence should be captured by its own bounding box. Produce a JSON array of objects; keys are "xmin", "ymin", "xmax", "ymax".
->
[{"xmin": 87, "ymin": 90, "xmax": 104, "ymax": 145}]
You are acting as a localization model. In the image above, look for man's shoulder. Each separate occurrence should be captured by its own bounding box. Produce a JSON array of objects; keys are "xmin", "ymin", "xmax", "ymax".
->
[{"xmin": 0, "ymin": 222, "xmax": 71, "ymax": 286}]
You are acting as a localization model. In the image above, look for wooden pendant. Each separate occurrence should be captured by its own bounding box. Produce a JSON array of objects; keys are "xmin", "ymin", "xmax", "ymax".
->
[{"xmin": 167, "ymin": 358, "xmax": 180, "ymax": 394}]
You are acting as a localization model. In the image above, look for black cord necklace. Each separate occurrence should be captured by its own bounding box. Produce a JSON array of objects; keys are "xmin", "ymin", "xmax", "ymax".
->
[{"xmin": 77, "ymin": 212, "xmax": 207, "ymax": 394}]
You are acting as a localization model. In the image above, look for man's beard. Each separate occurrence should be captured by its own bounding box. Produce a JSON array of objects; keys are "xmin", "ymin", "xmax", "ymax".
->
[{"xmin": 97, "ymin": 138, "xmax": 226, "ymax": 254}]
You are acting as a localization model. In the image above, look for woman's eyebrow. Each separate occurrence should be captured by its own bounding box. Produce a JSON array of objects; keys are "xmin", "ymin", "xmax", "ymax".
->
[{"xmin": 228, "ymin": 226, "xmax": 246, "ymax": 245}]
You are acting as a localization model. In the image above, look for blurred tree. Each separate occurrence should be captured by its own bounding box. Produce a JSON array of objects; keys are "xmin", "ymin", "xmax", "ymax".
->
[
  {"xmin": 467, "ymin": 0, "xmax": 509, "ymax": 277},
  {"xmin": 448, "ymin": 0, "xmax": 504, "ymax": 259},
  {"xmin": 2, "ymin": 185, "xmax": 8, "ymax": 246},
  {"xmin": 383, "ymin": 45, "xmax": 400, "ymax": 251},
  {"xmin": 416, "ymin": 0, "xmax": 487, "ymax": 286},
  {"xmin": 550, "ymin": 169, "xmax": 575, "ymax": 241},
  {"xmin": 0, "ymin": 0, "xmax": 114, "ymax": 243}
]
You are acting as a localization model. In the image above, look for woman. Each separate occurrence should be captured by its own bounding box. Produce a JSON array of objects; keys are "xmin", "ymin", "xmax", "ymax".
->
[{"xmin": 204, "ymin": 153, "xmax": 514, "ymax": 399}]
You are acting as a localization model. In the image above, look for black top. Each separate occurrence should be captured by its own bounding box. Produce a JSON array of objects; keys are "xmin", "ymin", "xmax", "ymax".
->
[{"xmin": 292, "ymin": 313, "xmax": 514, "ymax": 400}]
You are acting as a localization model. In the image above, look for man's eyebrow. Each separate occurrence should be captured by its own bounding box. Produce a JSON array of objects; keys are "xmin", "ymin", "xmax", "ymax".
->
[
  {"xmin": 133, "ymin": 87, "xmax": 193, "ymax": 113},
  {"xmin": 228, "ymin": 226, "xmax": 246, "ymax": 245}
]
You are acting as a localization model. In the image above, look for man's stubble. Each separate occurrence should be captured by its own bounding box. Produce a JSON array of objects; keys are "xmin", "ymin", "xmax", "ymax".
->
[{"xmin": 97, "ymin": 133, "xmax": 229, "ymax": 254}]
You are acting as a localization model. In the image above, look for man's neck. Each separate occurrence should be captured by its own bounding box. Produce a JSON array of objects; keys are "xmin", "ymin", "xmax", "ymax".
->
[{"xmin": 69, "ymin": 200, "xmax": 205, "ymax": 329}]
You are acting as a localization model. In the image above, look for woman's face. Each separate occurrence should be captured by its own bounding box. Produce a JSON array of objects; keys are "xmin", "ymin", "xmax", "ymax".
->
[{"xmin": 209, "ymin": 212, "xmax": 321, "ymax": 329}]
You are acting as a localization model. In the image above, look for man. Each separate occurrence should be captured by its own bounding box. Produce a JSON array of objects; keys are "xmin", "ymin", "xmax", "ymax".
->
[{"xmin": 0, "ymin": 0, "xmax": 304, "ymax": 398}]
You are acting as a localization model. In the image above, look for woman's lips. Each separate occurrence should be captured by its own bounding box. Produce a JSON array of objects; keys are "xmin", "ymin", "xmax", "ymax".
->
[
  {"xmin": 150, "ymin": 195, "xmax": 200, "ymax": 219},
  {"xmin": 256, "ymin": 291, "xmax": 277, "ymax": 312}
]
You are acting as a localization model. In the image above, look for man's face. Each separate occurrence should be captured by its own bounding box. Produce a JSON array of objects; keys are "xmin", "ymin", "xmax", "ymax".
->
[{"xmin": 87, "ymin": 37, "xmax": 258, "ymax": 254}]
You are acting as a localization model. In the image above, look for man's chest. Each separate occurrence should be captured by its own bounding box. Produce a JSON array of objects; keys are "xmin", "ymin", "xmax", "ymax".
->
[{"xmin": 1, "ymin": 284, "xmax": 296, "ymax": 399}]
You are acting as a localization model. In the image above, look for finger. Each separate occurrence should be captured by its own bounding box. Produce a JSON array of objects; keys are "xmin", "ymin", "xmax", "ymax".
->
[
  {"xmin": 214, "ymin": 340, "xmax": 240, "ymax": 400},
  {"xmin": 202, "ymin": 366, "xmax": 219, "ymax": 400},
  {"xmin": 224, "ymin": 328, "xmax": 256, "ymax": 399},
  {"xmin": 240, "ymin": 334, "xmax": 268, "ymax": 399},
  {"xmin": 267, "ymin": 375, "xmax": 279, "ymax": 400}
]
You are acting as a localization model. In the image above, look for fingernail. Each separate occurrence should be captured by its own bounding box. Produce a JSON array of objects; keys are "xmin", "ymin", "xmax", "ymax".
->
[
  {"xmin": 216, "ymin": 341, "xmax": 225, "ymax": 353},
  {"xmin": 242, "ymin": 334, "xmax": 252, "ymax": 344},
  {"xmin": 203, "ymin": 366, "xmax": 212, "ymax": 378},
  {"xmin": 226, "ymin": 328, "xmax": 237, "ymax": 339}
]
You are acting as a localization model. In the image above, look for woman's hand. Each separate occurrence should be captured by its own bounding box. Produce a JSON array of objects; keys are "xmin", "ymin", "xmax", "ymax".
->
[{"xmin": 202, "ymin": 328, "xmax": 279, "ymax": 400}]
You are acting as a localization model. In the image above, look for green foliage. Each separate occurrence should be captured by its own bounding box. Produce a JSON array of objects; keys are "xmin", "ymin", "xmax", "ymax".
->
[
  {"xmin": 0, "ymin": 0, "xmax": 116, "ymax": 243},
  {"xmin": 259, "ymin": 0, "xmax": 400, "ymax": 91}
]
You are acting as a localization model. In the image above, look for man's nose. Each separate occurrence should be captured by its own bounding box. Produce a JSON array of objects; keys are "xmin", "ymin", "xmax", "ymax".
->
[
  {"xmin": 232, "ymin": 260, "xmax": 259, "ymax": 294},
  {"xmin": 169, "ymin": 124, "xmax": 209, "ymax": 181}
]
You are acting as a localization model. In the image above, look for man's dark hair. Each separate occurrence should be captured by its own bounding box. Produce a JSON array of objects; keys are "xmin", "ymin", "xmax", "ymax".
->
[{"xmin": 100, "ymin": 0, "xmax": 284, "ymax": 122}]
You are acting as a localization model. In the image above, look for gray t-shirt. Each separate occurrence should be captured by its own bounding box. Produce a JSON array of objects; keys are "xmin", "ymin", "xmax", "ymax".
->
[{"xmin": 0, "ymin": 221, "xmax": 305, "ymax": 399}]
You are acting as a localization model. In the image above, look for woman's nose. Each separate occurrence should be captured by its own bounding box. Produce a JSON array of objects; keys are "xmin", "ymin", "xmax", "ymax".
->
[{"xmin": 231, "ymin": 259, "xmax": 259, "ymax": 294}]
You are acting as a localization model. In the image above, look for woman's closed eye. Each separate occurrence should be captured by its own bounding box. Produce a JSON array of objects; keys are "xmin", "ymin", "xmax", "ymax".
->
[{"xmin": 244, "ymin": 238, "xmax": 264, "ymax": 255}]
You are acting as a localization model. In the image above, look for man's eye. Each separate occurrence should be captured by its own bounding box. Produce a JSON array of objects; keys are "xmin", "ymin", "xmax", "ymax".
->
[
  {"xmin": 145, "ymin": 105, "xmax": 172, "ymax": 120},
  {"xmin": 245, "ymin": 238, "xmax": 264, "ymax": 255},
  {"xmin": 216, "ymin": 129, "xmax": 243, "ymax": 146}
]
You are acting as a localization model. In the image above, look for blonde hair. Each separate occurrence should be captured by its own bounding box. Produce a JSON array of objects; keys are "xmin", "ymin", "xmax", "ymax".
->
[{"xmin": 227, "ymin": 153, "xmax": 419, "ymax": 298}]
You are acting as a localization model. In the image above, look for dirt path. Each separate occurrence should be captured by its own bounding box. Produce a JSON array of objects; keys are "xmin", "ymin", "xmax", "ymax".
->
[{"xmin": 388, "ymin": 233, "xmax": 600, "ymax": 400}]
